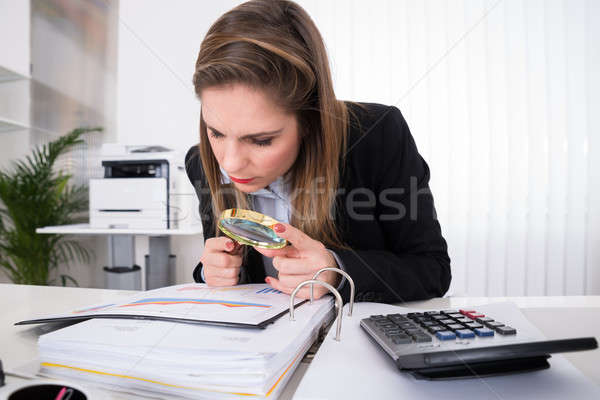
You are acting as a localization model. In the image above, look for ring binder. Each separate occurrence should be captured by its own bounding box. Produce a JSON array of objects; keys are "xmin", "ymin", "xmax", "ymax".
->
[
  {"xmin": 310, "ymin": 267, "xmax": 355, "ymax": 316},
  {"xmin": 290, "ymin": 280, "xmax": 344, "ymax": 341}
]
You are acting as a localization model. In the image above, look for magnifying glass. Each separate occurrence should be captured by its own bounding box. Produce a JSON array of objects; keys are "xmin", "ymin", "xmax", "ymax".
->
[{"xmin": 218, "ymin": 208, "xmax": 288, "ymax": 249}]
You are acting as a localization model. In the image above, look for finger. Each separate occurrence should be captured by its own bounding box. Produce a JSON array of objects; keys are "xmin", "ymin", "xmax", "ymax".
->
[
  {"xmin": 272, "ymin": 256, "xmax": 314, "ymax": 275},
  {"xmin": 277, "ymin": 273, "xmax": 313, "ymax": 291},
  {"xmin": 265, "ymin": 276, "xmax": 288, "ymax": 294},
  {"xmin": 230, "ymin": 241, "xmax": 245, "ymax": 255},
  {"xmin": 253, "ymin": 245, "xmax": 300, "ymax": 258},
  {"xmin": 205, "ymin": 266, "xmax": 240, "ymax": 280},
  {"xmin": 201, "ymin": 252, "xmax": 242, "ymax": 269},
  {"xmin": 206, "ymin": 276, "xmax": 238, "ymax": 287},
  {"xmin": 209, "ymin": 236, "xmax": 239, "ymax": 252},
  {"xmin": 271, "ymin": 223, "xmax": 317, "ymax": 252},
  {"xmin": 266, "ymin": 277, "xmax": 329, "ymax": 299}
]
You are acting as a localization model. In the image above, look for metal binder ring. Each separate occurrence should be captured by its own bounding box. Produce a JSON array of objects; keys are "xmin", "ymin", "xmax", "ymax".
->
[
  {"xmin": 289, "ymin": 280, "xmax": 344, "ymax": 341},
  {"xmin": 310, "ymin": 267, "xmax": 355, "ymax": 316}
]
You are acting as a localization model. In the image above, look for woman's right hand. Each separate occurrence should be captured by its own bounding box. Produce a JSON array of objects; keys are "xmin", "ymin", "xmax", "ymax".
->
[{"xmin": 200, "ymin": 237, "xmax": 244, "ymax": 287}]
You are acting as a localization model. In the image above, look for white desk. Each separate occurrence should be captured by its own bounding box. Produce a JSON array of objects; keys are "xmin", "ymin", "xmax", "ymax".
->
[
  {"xmin": 1, "ymin": 284, "xmax": 599, "ymax": 399},
  {"xmin": 36, "ymin": 224, "xmax": 203, "ymax": 290},
  {"xmin": 36, "ymin": 224, "xmax": 204, "ymax": 236}
]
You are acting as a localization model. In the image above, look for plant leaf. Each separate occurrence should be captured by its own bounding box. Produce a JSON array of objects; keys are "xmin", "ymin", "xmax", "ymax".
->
[{"xmin": 0, "ymin": 127, "xmax": 102, "ymax": 285}]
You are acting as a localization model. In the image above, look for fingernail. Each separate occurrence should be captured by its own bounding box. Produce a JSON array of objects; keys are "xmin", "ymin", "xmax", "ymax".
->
[
  {"xmin": 273, "ymin": 224, "xmax": 285, "ymax": 233},
  {"xmin": 265, "ymin": 277, "xmax": 271, "ymax": 284},
  {"xmin": 226, "ymin": 241, "xmax": 234, "ymax": 250}
]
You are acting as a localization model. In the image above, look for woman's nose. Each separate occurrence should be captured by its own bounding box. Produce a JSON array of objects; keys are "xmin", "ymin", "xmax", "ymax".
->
[{"xmin": 220, "ymin": 141, "xmax": 248, "ymax": 173}]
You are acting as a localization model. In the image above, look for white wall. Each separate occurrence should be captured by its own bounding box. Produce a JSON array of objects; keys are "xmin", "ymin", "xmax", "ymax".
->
[
  {"xmin": 116, "ymin": 1, "xmax": 242, "ymax": 285},
  {"xmin": 117, "ymin": 0, "xmax": 240, "ymax": 149},
  {"xmin": 0, "ymin": 0, "xmax": 30, "ymax": 173},
  {"xmin": 0, "ymin": 0, "xmax": 30, "ymax": 78},
  {"xmin": 115, "ymin": 0, "xmax": 600, "ymax": 295}
]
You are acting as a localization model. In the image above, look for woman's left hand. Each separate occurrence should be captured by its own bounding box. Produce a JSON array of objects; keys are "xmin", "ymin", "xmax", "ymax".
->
[{"xmin": 253, "ymin": 223, "xmax": 341, "ymax": 299}]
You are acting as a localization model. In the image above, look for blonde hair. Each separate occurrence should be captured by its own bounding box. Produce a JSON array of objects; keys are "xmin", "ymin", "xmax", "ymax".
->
[{"xmin": 193, "ymin": 0, "xmax": 351, "ymax": 252}]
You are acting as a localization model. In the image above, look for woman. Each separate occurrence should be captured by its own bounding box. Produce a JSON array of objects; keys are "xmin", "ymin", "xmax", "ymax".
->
[{"xmin": 185, "ymin": 0, "xmax": 451, "ymax": 303}]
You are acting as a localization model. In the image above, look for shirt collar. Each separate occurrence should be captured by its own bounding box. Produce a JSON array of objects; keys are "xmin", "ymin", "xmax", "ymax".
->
[{"xmin": 219, "ymin": 166, "xmax": 290, "ymax": 201}]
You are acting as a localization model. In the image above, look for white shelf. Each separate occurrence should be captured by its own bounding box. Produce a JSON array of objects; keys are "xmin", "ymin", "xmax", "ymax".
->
[
  {"xmin": 36, "ymin": 223, "xmax": 203, "ymax": 236},
  {"xmin": 0, "ymin": 65, "xmax": 30, "ymax": 83},
  {"xmin": 0, "ymin": 116, "xmax": 30, "ymax": 133}
]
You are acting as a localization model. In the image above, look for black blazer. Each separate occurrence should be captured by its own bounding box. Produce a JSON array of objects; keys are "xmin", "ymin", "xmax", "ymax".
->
[{"xmin": 185, "ymin": 102, "xmax": 451, "ymax": 304}]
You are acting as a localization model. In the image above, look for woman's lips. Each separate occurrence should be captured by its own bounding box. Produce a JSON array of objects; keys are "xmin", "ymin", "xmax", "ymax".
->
[{"xmin": 230, "ymin": 176, "xmax": 255, "ymax": 184}]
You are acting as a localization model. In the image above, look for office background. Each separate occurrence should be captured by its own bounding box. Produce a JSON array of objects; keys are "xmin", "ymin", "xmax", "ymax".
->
[{"xmin": 0, "ymin": 0, "xmax": 598, "ymax": 297}]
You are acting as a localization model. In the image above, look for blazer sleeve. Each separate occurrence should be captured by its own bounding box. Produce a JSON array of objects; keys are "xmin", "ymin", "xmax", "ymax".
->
[
  {"xmin": 184, "ymin": 145, "xmax": 215, "ymax": 283},
  {"xmin": 333, "ymin": 106, "xmax": 451, "ymax": 303}
]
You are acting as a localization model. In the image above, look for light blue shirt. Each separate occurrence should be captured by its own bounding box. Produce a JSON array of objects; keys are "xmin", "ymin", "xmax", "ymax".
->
[{"xmin": 201, "ymin": 166, "xmax": 346, "ymax": 288}]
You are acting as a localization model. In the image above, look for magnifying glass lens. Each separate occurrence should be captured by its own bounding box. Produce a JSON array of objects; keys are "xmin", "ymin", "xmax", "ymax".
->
[
  {"xmin": 221, "ymin": 218, "xmax": 283, "ymax": 243},
  {"xmin": 218, "ymin": 209, "xmax": 287, "ymax": 249}
]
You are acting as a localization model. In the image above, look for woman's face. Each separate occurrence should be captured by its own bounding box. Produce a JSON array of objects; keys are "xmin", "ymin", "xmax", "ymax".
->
[{"xmin": 201, "ymin": 84, "xmax": 301, "ymax": 193}]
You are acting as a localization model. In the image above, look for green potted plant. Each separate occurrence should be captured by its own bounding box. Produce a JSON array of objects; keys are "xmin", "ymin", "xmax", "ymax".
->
[{"xmin": 0, "ymin": 127, "xmax": 102, "ymax": 286}]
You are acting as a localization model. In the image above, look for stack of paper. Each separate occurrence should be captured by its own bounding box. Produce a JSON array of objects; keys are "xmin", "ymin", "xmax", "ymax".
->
[{"xmin": 36, "ymin": 284, "xmax": 334, "ymax": 399}]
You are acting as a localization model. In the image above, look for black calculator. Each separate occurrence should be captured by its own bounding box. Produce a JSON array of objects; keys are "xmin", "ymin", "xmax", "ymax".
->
[{"xmin": 360, "ymin": 308, "xmax": 598, "ymax": 380}]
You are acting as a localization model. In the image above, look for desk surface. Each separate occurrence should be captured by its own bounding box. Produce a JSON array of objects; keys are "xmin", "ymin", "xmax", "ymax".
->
[
  {"xmin": 36, "ymin": 223, "xmax": 203, "ymax": 236},
  {"xmin": 1, "ymin": 284, "xmax": 599, "ymax": 399}
]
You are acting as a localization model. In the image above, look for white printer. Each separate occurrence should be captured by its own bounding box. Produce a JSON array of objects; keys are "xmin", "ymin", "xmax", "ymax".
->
[{"xmin": 90, "ymin": 144, "xmax": 200, "ymax": 230}]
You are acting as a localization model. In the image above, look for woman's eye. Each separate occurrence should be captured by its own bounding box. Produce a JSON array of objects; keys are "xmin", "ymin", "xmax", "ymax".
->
[
  {"xmin": 253, "ymin": 138, "xmax": 272, "ymax": 147},
  {"xmin": 209, "ymin": 130, "xmax": 271, "ymax": 147}
]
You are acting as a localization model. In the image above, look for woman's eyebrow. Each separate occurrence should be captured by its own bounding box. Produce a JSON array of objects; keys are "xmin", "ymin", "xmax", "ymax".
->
[{"xmin": 206, "ymin": 125, "xmax": 283, "ymax": 139}]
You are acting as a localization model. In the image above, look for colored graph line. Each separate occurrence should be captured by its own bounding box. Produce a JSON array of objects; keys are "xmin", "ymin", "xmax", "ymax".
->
[
  {"xmin": 256, "ymin": 288, "xmax": 282, "ymax": 294},
  {"xmin": 118, "ymin": 298, "xmax": 271, "ymax": 308}
]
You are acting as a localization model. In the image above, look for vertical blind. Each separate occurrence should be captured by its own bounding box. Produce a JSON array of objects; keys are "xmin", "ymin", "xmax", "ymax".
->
[{"xmin": 300, "ymin": 0, "xmax": 600, "ymax": 296}]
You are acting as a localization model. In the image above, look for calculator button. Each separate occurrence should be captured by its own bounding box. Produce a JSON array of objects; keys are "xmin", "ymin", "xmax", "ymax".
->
[
  {"xmin": 447, "ymin": 324, "xmax": 465, "ymax": 331},
  {"xmin": 440, "ymin": 319, "xmax": 455, "ymax": 325},
  {"xmin": 435, "ymin": 331, "xmax": 456, "ymax": 340},
  {"xmin": 496, "ymin": 326, "xmax": 517, "ymax": 335},
  {"xmin": 474, "ymin": 328, "xmax": 495, "ymax": 337},
  {"xmin": 369, "ymin": 315, "xmax": 386, "ymax": 320},
  {"xmin": 465, "ymin": 322, "xmax": 483, "ymax": 329},
  {"xmin": 459, "ymin": 309, "xmax": 476, "ymax": 315},
  {"xmin": 427, "ymin": 326, "xmax": 446, "ymax": 334},
  {"xmin": 447, "ymin": 313, "xmax": 464, "ymax": 319},
  {"xmin": 386, "ymin": 313, "xmax": 404, "ymax": 319},
  {"xmin": 414, "ymin": 334, "xmax": 433, "ymax": 343},
  {"xmin": 476, "ymin": 317, "xmax": 494, "ymax": 324},
  {"xmin": 415, "ymin": 316, "xmax": 432, "ymax": 324},
  {"xmin": 432, "ymin": 315, "xmax": 447, "ymax": 321},
  {"xmin": 486, "ymin": 321, "xmax": 505, "ymax": 329},
  {"xmin": 456, "ymin": 317, "xmax": 472, "ymax": 323},
  {"xmin": 407, "ymin": 312, "xmax": 424, "ymax": 319},
  {"xmin": 441, "ymin": 310, "xmax": 459, "ymax": 315},
  {"xmin": 466, "ymin": 313, "xmax": 485, "ymax": 319},
  {"xmin": 456, "ymin": 329, "xmax": 475, "ymax": 339},
  {"xmin": 398, "ymin": 322, "xmax": 417, "ymax": 330},
  {"xmin": 420, "ymin": 321, "xmax": 438, "ymax": 327},
  {"xmin": 405, "ymin": 328, "xmax": 425, "ymax": 336},
  {"xmin": 390, "ymin": 334, "xmax": 412, "ymax": 344}
]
